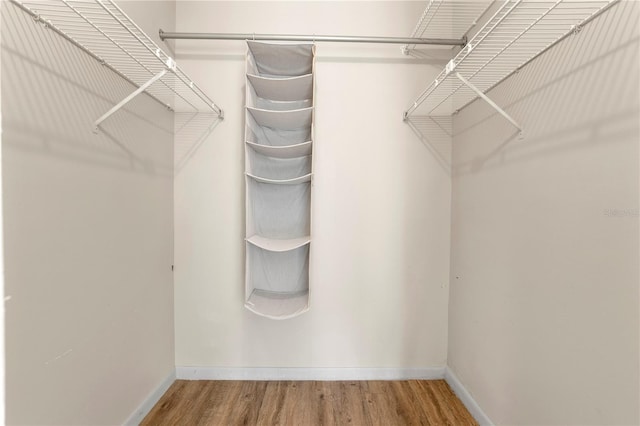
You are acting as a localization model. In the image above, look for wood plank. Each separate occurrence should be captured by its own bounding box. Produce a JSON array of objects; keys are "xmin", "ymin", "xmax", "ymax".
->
[
  {"xmin": 365, "ymin": 380, "xmax": 407, "ymax": 425},
  {"xmin": 141, "ymin": 379, "xmax": 478, "ymax": 426}
]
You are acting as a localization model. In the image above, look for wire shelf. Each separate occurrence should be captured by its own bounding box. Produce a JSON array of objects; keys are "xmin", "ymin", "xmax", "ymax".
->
[
  {"xmin": 404, "ymin": 0, "xmax": 493, "ymax": 53},
  {"xmin": 11, "ymin": 0, "xmax": 223, "ymax": 121},
  {"xmin": 404, "ymin": 0, "xmax": 617, "ymax": 118}
]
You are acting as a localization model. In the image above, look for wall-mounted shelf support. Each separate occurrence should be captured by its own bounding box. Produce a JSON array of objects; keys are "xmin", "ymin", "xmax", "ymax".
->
[
  {"xmin": 94, "ymin": 67, "xmax": 168, "ymax": 132},
  {"xmin": 454, "ymin": 72, "xmax": 522, "ymax": 135}
]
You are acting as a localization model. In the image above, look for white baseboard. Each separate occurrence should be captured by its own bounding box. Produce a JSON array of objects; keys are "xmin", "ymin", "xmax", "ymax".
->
[
  {"xmin": 123, "ymin": 370, "xmax": 176, "ymax": 426},
  {"xmin": 444, "ymin": 367, "xmax": 493, "ymax": 426},
  {"xmin": 176, "ymin": 366, "xmax": 445, "ymax": 381}
]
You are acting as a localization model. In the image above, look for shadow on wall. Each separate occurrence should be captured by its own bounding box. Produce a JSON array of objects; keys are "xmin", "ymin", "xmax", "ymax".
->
[
  {"xmin": 405, "ymin": 46, "xmax": 457, "ymax": 63},
  {"xmin": 1, "ymin": 2, "xmax": 175, "ymax": 176},
  {"xmin": 452, "ymin": 1, "xmax": 640, "ymax": 176},
  {"xmin": 405, "ymin": 114, "xmax": 452, "ymax": 175},
  {"xmin": 174, "ymin": 112, "xmax": 222, "ymax": 174}
]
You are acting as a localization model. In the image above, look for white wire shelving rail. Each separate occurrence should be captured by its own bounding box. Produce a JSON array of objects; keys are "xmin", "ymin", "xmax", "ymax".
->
[
  {"xmin": 403, "ymin": 0, "xmax": 618, "ymax": 131},
  {"xmin": 10, "ymin": 0, "xmax": 224, "ymax": 131}
]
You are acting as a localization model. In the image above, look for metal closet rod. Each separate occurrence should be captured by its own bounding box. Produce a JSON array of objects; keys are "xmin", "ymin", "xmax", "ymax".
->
[{"xmin": 159, "ymin": 29, "xmax": 466, "ymax": 46}]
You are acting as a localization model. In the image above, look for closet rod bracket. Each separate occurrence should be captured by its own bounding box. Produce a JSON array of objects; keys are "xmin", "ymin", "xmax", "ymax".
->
[{"xmin": 454, "ymin": 72, "xmax": 523, "ymax": 136}]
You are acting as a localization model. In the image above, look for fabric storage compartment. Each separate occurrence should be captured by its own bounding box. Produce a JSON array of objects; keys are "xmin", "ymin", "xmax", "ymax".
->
[
  {"xmin": 246, "ymin": 41, "xmax": 315, "ymax": 77},
  {"xmin": 247, "ymin": 81, "xmax": 311, "ymax": 111},
  {"xmin": 244, "ymin": 41, "xmax": 315, "ymax": 319},
  {"xmin": 246, "ymin": 243, "xmax": 310, "ymax": 294},
  {"xmin": 245, "ymin": 288, "xmax": 310, "ymax": 319},
  {"xmin": 247, "ymin": 73, "xmax": 313, "ymax": 111},
  {"xmin": 247, "ymin": 74, "xmax": 313, "ymax": 101},
  {"xmin": 246, "ymin": 140, "xmax": 312, "ymax": 159},
  {"xmin": 248, "ymin": 107, "xmax": 313, "ymax": 128},
  {"xmin": 245, "ymin": 243, "xmax": 310, "ymax": 319},
  {"xmin": 245, "ymin": 108, "xmax": 312, "ymax": 147},
  {"xmin": 246, "ymin": 179, "xmax": 311, "ymax": 239},
  {"xmin": 246, "ymin": 149, "xmax": 311, "ymax": 182}
]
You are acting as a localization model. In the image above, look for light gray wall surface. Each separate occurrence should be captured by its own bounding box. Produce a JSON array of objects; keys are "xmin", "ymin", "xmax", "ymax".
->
[
  {"xmin": 2, "ymin": 1, "xmax": 175, "ymax": 424},
  {"xmin": 173, "ymin": 1, "xmax": 453, "ymax": 369},
  {"xmin": 448, "ymin": 2, "xmax": 639, "ymax": 424}
]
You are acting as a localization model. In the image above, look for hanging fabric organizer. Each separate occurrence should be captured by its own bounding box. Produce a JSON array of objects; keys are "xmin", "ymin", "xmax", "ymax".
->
[{"xmin": 244, "ymin": 41, "xmax": 315, "ymax": 319}]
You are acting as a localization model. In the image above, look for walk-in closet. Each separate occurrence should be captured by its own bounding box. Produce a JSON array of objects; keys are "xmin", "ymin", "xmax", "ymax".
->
[{"xmin": 1, "ymin": 0, "xmax": 638, "ymax": 424}]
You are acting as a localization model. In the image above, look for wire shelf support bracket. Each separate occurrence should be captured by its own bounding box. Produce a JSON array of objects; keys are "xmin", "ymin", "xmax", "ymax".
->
[
  {"xmin": 10, "ymin": 0, "xmax": 224, "ymax": 131},
  {"xmin": 93, "ymin": 66, "xmax": 168, "ymax": 133},
  {"xmin": 455, "ymin": 71, "xmax": 522, "ymax": 136}
]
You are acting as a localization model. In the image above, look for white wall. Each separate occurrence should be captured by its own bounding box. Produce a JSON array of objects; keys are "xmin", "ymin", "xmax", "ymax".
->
[
  {"xmin": 448, "ymin": 2, "xmax": 639, "ymax": 425},
  {"xmin": 173, "ymin": 1, "xmax": 452, "ymax": 369},
  {"xmin": 119, "ymin": 0, "xmax": 177, "ymax": 57},
  {"xmin": 2, "ymin": 1, "xmax": 175, "ymax": 424},
  {"xmin": 0, "ymin": 1, "xmax": 5, "ymax": 422}
]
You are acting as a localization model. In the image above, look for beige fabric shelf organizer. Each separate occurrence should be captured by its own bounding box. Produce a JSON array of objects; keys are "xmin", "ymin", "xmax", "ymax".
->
[{"xmin": 244, "ymin": 41, "xmax": 315, "ymax": 319}]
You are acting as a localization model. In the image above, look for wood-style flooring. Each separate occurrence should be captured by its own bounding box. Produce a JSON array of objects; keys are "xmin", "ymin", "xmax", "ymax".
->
[{"xmin": 141, "ymin": 380, "xmax": 477, "ymax": 425}]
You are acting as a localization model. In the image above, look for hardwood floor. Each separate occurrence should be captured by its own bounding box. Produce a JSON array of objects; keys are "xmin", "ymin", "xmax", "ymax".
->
[{"xmin": 141, "ymin": 380, "xmax": 477, "ymax": 425}]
